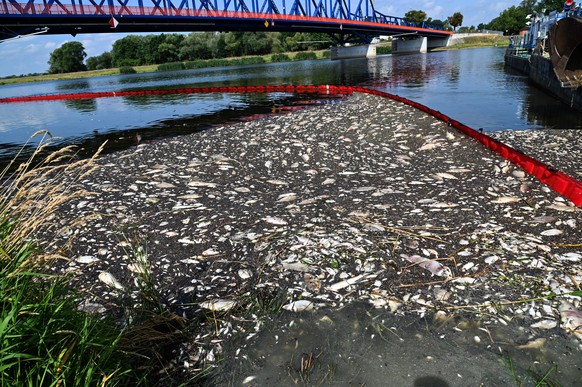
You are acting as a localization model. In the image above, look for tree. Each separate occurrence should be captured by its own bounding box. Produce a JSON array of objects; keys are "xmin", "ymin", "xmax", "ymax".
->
[
  {"xmin": 48, "ymin": 42, "xmax": 87, "ymax": 74},
  {"xmin": 111, "ymin": 35, "xmax": 145, "ymax": 67},
  {"xmin": 404, "ymin": 10, "xmax": 427, "ymax": 26},
  {"xmin": 534, "ymin": 0, "xmax": 564, "ymax": 13},
  {"xmin": 487, "ymin": 6, "xmax": 527, "ymax": 34},
  {"xmin": 86, "ymin": 52, "xmax": 112, "ymax": 70},
  {"xmin": 448, "ymin": 12, "xmax": 464, "ymax": 31}
]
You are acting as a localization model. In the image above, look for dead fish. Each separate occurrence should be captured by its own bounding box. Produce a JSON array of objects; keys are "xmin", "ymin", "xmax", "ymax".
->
[
  {"xmin": 282, "ymin": 300, "xmax": 314, "ymax": 312},
  {"xmin": 277, "ymin": 193, "xmax": 297, "ymax": 202},
  {"xmin": 76, "ymin": 255, "xmax": 99, "ymax": 264},
  {"xmin": 560, "ymin": 301, "xmax": 582, "ymax": 339},
  {"xmin": 200, "ymin": 299, "xmax": 236, "ymax": 312},
  {"xmin": 418, "ymin": 142, "xmax": 442, "ymax": 151},
  {"xmin": 188, "ymin": 180, "xmax": 217, "ymax": 188},
  {"xmin": 435, "ymin": 172, "xmax": 458, "ymax": 180},
  {"xmin": 540, "ymin": 229, "xmax": 563, "ymax": 236},
  {"xmin": 263, "ymin": 216, "xmax": 287, "ymax": 225},
  {"xmin": 98, "ymin": 272, "xmax": 124, "ymax": 290},
  {"xmin": 491, "ymin": 196, "xmax": 520, "ymax": 204},
  {"xmin": 266, "ymin": 179, "xmax": 288, "ymax": 185},
  {"xmin": 402, "ymin": 254, "xmax": 452, "ymax": 278}
]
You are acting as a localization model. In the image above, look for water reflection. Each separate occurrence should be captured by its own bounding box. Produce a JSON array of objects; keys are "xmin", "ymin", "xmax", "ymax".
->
[{"xmin": 63, "ymin": 98, "xmax": 97, "ymax": 112}]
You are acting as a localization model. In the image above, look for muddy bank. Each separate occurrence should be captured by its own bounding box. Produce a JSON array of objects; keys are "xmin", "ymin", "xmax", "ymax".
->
[{"xmin": 45, "ymin": 93, "xmax": 582, "ymax": 384}]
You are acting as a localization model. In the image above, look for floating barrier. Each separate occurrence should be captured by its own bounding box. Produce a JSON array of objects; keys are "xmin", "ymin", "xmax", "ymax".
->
[{"xmin": 1, "ymin": 84, "xmax": 581, "ymax": 206}]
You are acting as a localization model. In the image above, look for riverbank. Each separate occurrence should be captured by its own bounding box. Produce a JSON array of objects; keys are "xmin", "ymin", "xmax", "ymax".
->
[
  {"xmin": 0, "ymin": 50, "xmax": 330, "ymax": 85},
  {"xmin": 41, "ymin": 92, "xmax": 582, "ymax": 384}
]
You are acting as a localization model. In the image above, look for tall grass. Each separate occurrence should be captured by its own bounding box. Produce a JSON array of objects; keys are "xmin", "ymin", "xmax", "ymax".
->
[{"xmin": 0, "ymin": 133, "xmax": 188, "ymax": 385}]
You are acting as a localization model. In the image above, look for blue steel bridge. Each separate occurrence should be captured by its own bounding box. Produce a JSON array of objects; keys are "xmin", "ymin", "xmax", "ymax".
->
[{"xmin": 0, "ymin": 0, "xmax": 452, "ymax": 43}]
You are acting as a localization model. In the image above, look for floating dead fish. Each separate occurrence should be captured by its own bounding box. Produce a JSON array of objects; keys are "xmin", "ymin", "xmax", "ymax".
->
[
  {"xmin": 98, "ymin": 271, "xmax": 124, "ymax": 290},
  {"xmin": 322, "ymin": 178, "xmax": 336, "ymax": 185},
  {"xmin": 428, "ymin": 202, "xmax": 459, "ymax": 208},
  {"xmin": 76, "ymin": 255, "xmax": 99, "ymax": 264},
  {"xmin": 560, "ymin": 301, "xmax": 582, "ymax": 340},
  {"xmin": 282, "ymin": 300, "xmax": 314, "ymax": 312},
  {"xmin": 557, "ymin": 252, "xmax": 582, "ymax": 262},
  {"xmin": 266, "ymin": 179, "xmax": 288, "ymax": 185},
  {"xmin": 263, "ymin": 216, "xmax": 287, "ymax": 225},
  {"xmin": 547, "ymin": 203, "xmax": 578, "ymax": 212},
  {"xmin": 201, "ymin": 248, "xmax": 220, "ymax": 256},
  {"xmin": 531, "ymin": 320, "xmax": 557, "ymax": 329},
  {"xmin": 156, "ymin": 182, "xmax": 176, "ymax": 189},
  {"xmin": 402, "ymin": 255, "xmax": 452, "ymax": 278},
  {"xmin": 418, "ymin": 142, "xmax": 442, "ymax": 151},
  {"xmin": 277, "ymin": 193, "xmax": 297, "ymax": 202},
  {"xmin": 234, "ymin": 187, "xmax": 251, "ymax": 193},
  {"xmin": 328, "ymin": 273, "xmax": 369, "ymax": 291},
  {"xmin": 540, "ymin": 229, "xmax": 563, "ymax": 236},
  {"xmin": 200, "ymin": 299, "xmax": 237, "ymax": 312},
  {"xmin": 188, "ymin": 181, "xmax": 217, "ymax": 188},
  {"xmin": 491, "ymin": 196, "xmax": 520, "ymax": 204},
  {"xmin": 177, "ymin": 194, "xmax": 202, "ymax": 200},
  {"xmin": 435, "ymin": 172, "xmax": 458, "ymax": 180}
]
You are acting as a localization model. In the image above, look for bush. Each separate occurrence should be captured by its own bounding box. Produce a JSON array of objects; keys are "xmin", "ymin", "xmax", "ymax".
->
[
  {"xmin": 271, "ymin": 53, "xmax": 291, "ymax": 62},
  {"xmin": 293, "ymin": 51, "xmax": 317, "ymax": 61},
  {"xmin": 376, "ymin": 45, "xmax": 392, "ymax": 55},
  {"xmin": 321, "ymin": 50, "xmax": 331, "ymax": 59},
  {"xmin": 157, "ymin": 62, "xmax": 186, "ymax": 71},
  {"xmin": 119, "ymin": 66, "xmax": 137, "ymax": 74}
]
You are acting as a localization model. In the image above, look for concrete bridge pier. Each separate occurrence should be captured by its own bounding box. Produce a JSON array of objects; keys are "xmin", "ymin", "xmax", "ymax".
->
[
  {"xmin": 330, "ymin": 45, "xmax": 376, "ymax": 60},
  {"xmin": 392, "ymin": 36, "xmax": 451, "ymax": 54}
]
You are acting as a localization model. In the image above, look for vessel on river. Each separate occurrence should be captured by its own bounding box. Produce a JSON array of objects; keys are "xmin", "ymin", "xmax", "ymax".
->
[{"xmin": 504, "ymin": 6, "xmax": 582, "ymax": 111}]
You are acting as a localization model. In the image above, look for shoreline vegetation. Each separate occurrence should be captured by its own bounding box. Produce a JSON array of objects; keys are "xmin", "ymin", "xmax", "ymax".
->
[{"xmin": 0, "ymin": 35, "xmax": 507, "ymax": 86}]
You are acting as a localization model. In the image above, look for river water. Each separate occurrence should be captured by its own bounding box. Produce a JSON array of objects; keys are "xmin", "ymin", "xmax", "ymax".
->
[{"xmin": 1, "ymin": 47, "xmax": 581, "ymax": 164}]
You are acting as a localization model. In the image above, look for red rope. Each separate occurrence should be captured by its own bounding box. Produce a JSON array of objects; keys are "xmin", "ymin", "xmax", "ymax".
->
[{"xmin": 2, "ymin": 84, "xmax": 581, "ymax": 206}]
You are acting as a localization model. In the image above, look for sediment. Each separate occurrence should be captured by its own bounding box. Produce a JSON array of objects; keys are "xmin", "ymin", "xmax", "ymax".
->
[{"xmin": 44, "ymin": 92, "xmax": 582, "ymax": 382}]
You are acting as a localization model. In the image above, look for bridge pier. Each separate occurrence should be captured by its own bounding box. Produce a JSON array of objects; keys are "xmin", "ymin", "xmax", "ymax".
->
[
  {"xmin": 330, "ymin": 45, "xmax": 376, "ymax": 60},
  {"xmin": 392, "ymin": 36, "xmax": 451, "ymax": 54}
]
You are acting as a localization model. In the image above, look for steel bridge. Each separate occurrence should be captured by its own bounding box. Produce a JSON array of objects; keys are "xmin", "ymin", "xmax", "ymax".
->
[{"xmin": 0, "ymin": 0, "xmax": 452, "ymax": 43}]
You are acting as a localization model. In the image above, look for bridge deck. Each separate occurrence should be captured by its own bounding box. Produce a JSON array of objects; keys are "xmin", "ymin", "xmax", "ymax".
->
[{"xmin": 0, "ymin": 1, "xmax": 452, "ymax": 41}]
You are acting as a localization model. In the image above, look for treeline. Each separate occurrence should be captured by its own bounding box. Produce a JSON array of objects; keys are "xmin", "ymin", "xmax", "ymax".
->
[
  {"xmin": 86, "ymin": 31, "xmax": 330, "ymax": 70},
  {"xmin": 480, "ymin": 0, "xmax": 565, "ymax": 34}
]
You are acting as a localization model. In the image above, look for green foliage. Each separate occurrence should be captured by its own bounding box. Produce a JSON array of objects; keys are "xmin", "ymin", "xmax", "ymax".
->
[
  {"xmin": 48, "ymin": 42, "xmax": 87, "ymax": 74},
  {"xmin": 487, "ymin": 6, "xmax": 528, "ymax": 34},
  {"xmin": 376, "ymin": 45, "xmax": 392, "ymax": 55},
  {"xmin": 271, "ymin": 53, "xmax": 291, "ymax": 62},
  {"xmin": 86, "ymin": 51, "xmax": 112, "ymax": 70},
  {"xmin": 448, "ymin": 12, "xmax": 464, "ymax": 30},
  {"xmin": 0, "ymin": 141, "xmax": 193, "ymax": 385},
  {"xmin": 157, "ymin": 62, "xmax": 186, "ymax": 71},
  {"xmin": 293, "ymin": 51, "xmax": 317, "ymax": 61},
  {"xmin": 321, "ymin": 50, "xmax": 331, "ymax": 58},
  {"xmin": 404, "ymin": 10, "xmax": 427, "ymax": 25},
  {"xmin": 535, "ymin": 0, "xmax": 565, "ymax": 12},
  {"xmin": 112, "ymin": 35, "xmax": 145, "ymax": 67},
  {"xmin": 119, "ymin": 66, "xmax": 137, "ymax": 74}
]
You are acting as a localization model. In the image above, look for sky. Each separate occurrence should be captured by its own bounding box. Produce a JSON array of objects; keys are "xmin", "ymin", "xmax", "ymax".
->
[{"xmin": 0, "ymin": 0, "xmax": 522, "ymax": 77}]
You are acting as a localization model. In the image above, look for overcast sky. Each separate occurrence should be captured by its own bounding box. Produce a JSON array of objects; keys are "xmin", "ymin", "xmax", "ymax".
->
[{"xmin": 0, "ymin": 0, "xmax": 521, "ymax": 77}]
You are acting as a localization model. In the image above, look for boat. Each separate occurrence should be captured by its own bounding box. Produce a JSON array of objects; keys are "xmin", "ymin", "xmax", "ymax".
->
[{"xmin": 504, "ymin": 6, "xmax": 582, "ymax": 111}]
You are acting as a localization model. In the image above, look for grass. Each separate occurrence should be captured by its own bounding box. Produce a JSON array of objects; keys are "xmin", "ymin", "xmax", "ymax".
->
[
  {"xmin": 0, "ymin": 134, "xmax": 194, "ymax": 386},
  {"xmin": 434, "ymin": 34, "xmax": 510, "ymax": 51}
]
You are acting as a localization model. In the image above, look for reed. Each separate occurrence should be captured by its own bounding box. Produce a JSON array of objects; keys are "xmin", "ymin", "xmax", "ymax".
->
[{"xmin": 0, "ymin": 132, "xmax": 188, "ymax": 386}]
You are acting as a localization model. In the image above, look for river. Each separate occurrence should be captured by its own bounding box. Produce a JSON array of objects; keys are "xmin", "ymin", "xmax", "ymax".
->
[{"xmin": 1, "ymin": 47, "xmax": 581, "ymax": 164}]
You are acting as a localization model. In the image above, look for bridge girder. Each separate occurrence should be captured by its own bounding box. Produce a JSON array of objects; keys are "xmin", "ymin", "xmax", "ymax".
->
[{"xmin": 0, "ymin": 0, "xmax": 452, "ymax": 42}]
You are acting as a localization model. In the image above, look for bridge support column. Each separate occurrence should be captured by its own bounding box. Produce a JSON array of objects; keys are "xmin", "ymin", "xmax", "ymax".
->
[
  {"xmin": 393, "ymin": 36, "xmax": 451, "ymax": 54},
  {"xmin": 392, "ymin": 37, "xmax": 428, "ymax": 54},
  {"xmin": 330, "ymin": 45, "xmax": 376, "ymax": 60}
]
